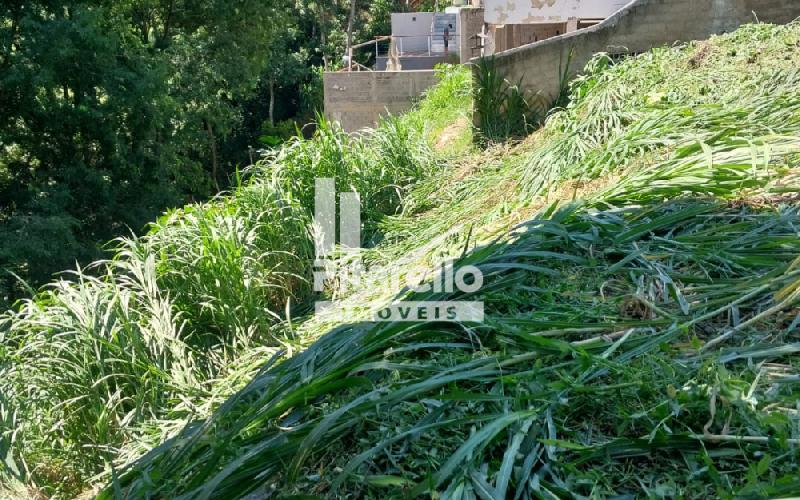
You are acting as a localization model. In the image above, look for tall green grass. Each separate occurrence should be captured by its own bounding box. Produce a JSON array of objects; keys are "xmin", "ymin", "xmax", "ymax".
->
[
  {"xmin": 473, "ymin": 56, "xmax": 547, "ymax": 142},
  {"xmin": 101, "ymin": 22, "xmax": 800, "ymax": 498},
  {"xmin": 105, "ymin": 134, "xmax": 800, "ymax": 499},
  {"xmin": 4, "ymin": 23, "xmax": 800, "ymax": 499},
  {"xmin": 0, "ymin": 78, "xmax": 447, "ymax": 497},
  {"xmin": 405, "ymin": 63, "xmax": 474, "ymax": 151}
]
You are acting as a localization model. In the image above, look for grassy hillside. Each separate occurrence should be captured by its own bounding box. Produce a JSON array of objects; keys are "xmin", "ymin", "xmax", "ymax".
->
[
  {"xmin": 0, "ymin": 65, "xmax": 469, "ymax": 498},
  {"xmin": 3, "ymin": 22, "xmax": 800, "ymax": 498}
]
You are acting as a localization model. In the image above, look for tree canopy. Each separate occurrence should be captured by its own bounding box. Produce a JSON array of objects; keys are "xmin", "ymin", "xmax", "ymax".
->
[{"xmin": 0, "ymin": 0, "xmax": 405, "ymax": 306}]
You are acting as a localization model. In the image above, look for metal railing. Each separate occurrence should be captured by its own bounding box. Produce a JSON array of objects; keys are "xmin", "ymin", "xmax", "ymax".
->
[
  {"xmin": 394, "ymin": 34, "xmax": 462, "ymax": 56},
  {"xmin": 344, "ymin": 34, "xmax": 462, "ymax": 71}
]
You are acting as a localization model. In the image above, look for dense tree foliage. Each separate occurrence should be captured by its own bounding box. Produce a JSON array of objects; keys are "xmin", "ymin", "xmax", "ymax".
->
[
  {"xmin": 0, "ymin": 0, "xmax": 405, "ymax": 306},
  {"xmin": 0, "ymin": 0, "xmax": 280, "ymax": 303}
]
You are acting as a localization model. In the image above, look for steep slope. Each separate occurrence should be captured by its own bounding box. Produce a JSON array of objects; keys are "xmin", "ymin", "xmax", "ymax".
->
[
  {"xmin": 0, "ymin": 68, "xmax": 468, "ymax": 498},
  {"xmin": 2, "ymin": 22, "xmax": 800, "ymax": 499},
  {"xmin": 107, "ymin": 22, "xmax": 800, "ymax": 498}
]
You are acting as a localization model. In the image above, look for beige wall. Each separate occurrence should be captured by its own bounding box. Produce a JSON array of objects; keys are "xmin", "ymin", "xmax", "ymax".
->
[
  {"xmin": 491, "ymin": 23, "xmax": 567, "ymax": 53},
  {"xmin": 485, "ymin": 0, "xmax": 628, "ymax": 25},
  {"xmin": 479, "ymin": 0, "xmax": 800, "ymax": 104},
  {"xmin": 459, "ymin": 7, "xmax": 486, "ymax": 62},
  {"xmin": 323, "ymin": 70, "xmax": 439, "ymax": 132},
  {"xmin": 324, "ymin": 7, "xmax": 484, "ymax": 132}
]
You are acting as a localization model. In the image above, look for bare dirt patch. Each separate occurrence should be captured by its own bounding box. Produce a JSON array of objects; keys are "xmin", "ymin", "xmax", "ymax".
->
[
  {"xmin": 688, "ymin": 41, "xmax": 712, "ymax": 68},
  {"xmin": 434, "ymin": 115, "xmax": 471, "ymax": 151}
]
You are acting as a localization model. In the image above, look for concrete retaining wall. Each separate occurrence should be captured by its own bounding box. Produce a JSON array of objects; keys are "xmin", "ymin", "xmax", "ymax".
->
[
  {"xmin": 459, "ymin": 7, "xmax": 485, "ymax": 62},
  {"xmin": 323, "ymin": 70, "xmax": 439, "ymax": 132},
  {"xmin": 482, "ymin": 0, "xmax": 800, "ymax": 102}
]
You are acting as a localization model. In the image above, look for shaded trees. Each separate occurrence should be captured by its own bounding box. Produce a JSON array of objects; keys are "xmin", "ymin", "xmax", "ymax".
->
[
  {"xmin": 0, "ymin": 0, "xmax": 285, "ymax": 304},
  {"xmin": 0, "ymin": 0, "xmax": 401, "ymax": 306}
]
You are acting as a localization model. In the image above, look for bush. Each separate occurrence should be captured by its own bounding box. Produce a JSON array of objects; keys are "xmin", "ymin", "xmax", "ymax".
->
[{"xmin": 473, "ymin": 56, "xmax": 547, "ymax": 142}]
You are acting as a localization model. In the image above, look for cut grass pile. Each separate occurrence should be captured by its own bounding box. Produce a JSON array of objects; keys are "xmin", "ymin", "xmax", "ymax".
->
[
  {"xmin": 107, "ymin": 23, "xmax": 800, "ymax": 498},
  {"xmin": 2, "ymin": 23, "xmax": 800, "ymax": 499}
]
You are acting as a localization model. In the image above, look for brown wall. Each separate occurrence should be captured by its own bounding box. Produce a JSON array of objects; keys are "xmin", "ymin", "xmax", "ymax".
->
[
  {"xmin": 492, "ymin": 23, "xmax": 569, "ymax": 53},
  {"xmin": 478, "ymin": 0, "xmax": 800, "ymax": 102},
  {"xmin": 459, "ymin": 7, "xmax": 486, "ymax": 62},
  {"xmin": 323, "ymin": 70, "xmax": 439, "ymax": 132}
]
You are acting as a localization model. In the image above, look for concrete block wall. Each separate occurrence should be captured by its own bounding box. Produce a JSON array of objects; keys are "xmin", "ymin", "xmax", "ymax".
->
[
  {"xmin": 459, "ymin": 7, "xmax": 485, "ymax": 62},
  {"xmin": 323, "ymin": 70, "xmax": 439, "ymax": 132},
  {"xmin": 492, "ymin": 23, "xmax": 569, "ymax": 53},
  {"xmin": 480, "ymin": 0, "xmax": 800, "ymax": 103}
]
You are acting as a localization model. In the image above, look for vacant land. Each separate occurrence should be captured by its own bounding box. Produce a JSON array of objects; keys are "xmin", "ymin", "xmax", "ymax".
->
[{"xmin": 3, "ymin": 22, "xmax": 800, "ymax": 499}]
